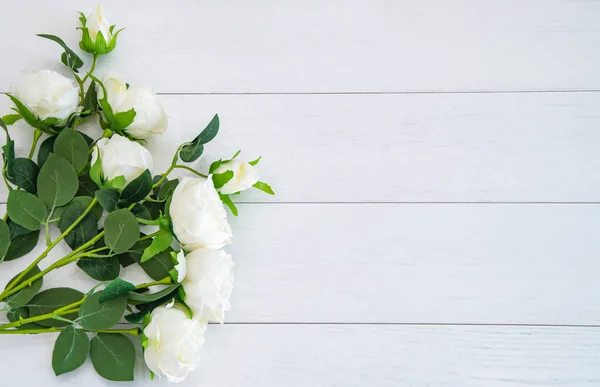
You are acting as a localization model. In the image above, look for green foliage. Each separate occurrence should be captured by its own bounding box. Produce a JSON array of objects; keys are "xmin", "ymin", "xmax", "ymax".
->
[
  {"xmin": 219, "ymin": 193, "xmax": 238, "ymax": 216},
  {"xmin": 81, "ymin": 83, "xmax": 98, "ymax": 118},
  {"xmin": 78, "ymin": 292, "xmax": 127, "ymax": 330},
  {"xmin": 113, "ymin": 108, "xmax": 136, "ymax": 131},
  {"xmin": 140, "ymin": 230, "xmax": 172, "ymax": 263},
  {"xmin": 7, "ymin": 307, "xmax": 43, "ymax": 330},
  {"xmin": 58, "ymin": 199, "xmax": 99, "ymax": 250},
  {"xmin": 28, "ymin": 287, "xmax": 83, "ymax": 327},
  {"xmin": 7, "ymin": 190, "xmax": 46, "ymax": 231},
  {"xmin": 1, "ymin": 114, "xmax": 22, "ymax": 126},
  {"xmin": 120, "ymin": 169, "xmax": 152, "ymax": 203},
  {"xmin": 104, "ymin": 209, "xmax": 140, "ymax": 254},
  {"xmin": 54, "ymin": 129, "xmax": 89, "ymax": 171},
  {"xmin": 6, "ymin": 158, "xmax": 39, "ymax": 193},
  {"xmin": 52, "ymin": 326, "xmax": 90, "ymax": 376},
  {"xmin": 37, "ymin": 135, "xmax": 57, "ymax": 167},
  {"xmin": 37, "ymin": 153, "xmax": 79, "ymax": 209},
  {"xmin": 129, "ymin": 240, "xmax": 175, "ymax": 281},
  {"xmin": 212, "ymin": 170, "xmax": 234, "ymax": 189},
  {"xmin": 4, "ymin": 220, "xmax": 39, "ymax": 261},
  {"xmin": 77, "ymin": 174, "xmax": 98, "ymax": 197},
  {"xmin": 6, "ymin": 94, "xmax": 59, "ymax": 134},
  {"xmin": 99, "ymin": 278, "xmax": 135, "ymax": 304},
  {"xmin": 130, "ymin": 203, "xmax": 151, "ymax": 220},
  {"xmin": 95, "ymin": 188, "xmax": 120, "ymax": 212},
  {"xmin": 157, "ymin": 179, "xmax": 179, "ymax": 201},
  {"xmin": 128, "ymin": 284, "xmax": 179, "ymax": 304},
  {"xmin": 179, "ymin": 114, "xmax": 219, "ymax": 162},
  {"xmin": 5, "ymin": 265, "xmax": 43, "ymax": 308},
  {"xmin": 37, "ymin": 34, "xmax": 84, "ymax": 73},
  {"xmin": 77, "ymin": 257, "xmax": 120, "ymax": 281},
  {"xmin": 253, "ymin": 181, "xmax": 275, "ymax": 195},
  {"xmin": 0, "ymin": 219, "xmax": 9, "ymax": 259},
  {"xmin": 90, "ymin": 334, "xmax": 135, "ymax": 382},
  {"xmin": 249, "ymin": 156, "xmax": 262, "ymax": 166}
]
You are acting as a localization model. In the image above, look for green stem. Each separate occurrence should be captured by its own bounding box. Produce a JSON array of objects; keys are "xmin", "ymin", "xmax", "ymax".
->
[
  {"xmin": 27, "ymin": 130, "xmax": 43, "ymax": 159},
  {"xmin": 81, "ymin": 54, "xmax": 98, "ymax": 85},
  {"xmin": 152, "ymin": 165, "xmax": 174, "ymax": 189},
  {"xmin": 0, "ymin": 299, "xmax": 84, "ymax": 330},
  {"xmin": 135, "ymin": 276, "xmax": 172, "ymax": 290},
  {"xmin": 173, "ymin": 164, "xmax": 208, "ymax": 178},
  {"xmin": 139, "ymin": 231, "xmax": 161, "ymax": 242},
  {"xmin": 1, "ymin": 197, "xmax": 99, "ymax": 297},
  {"xmin": 0, "ymin": 327, "xmax": 140, "ymax": 336}
]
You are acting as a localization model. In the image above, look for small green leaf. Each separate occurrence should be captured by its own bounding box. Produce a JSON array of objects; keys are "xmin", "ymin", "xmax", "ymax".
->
[
  {"xmin": 104, "ymin": 175, "xmax": 126, "ymax": 190},
  {"xmin": 130, "ymin": 203, "xmax": 152, "ymax": 220},
  {"xmin": 37, "ymin": 153, "xmax": 79, "ymax": 209},
  {"xmin": 7, "ymin": 190, "xmax": 46, "ymax": 231},
  {"xmin": 120, "ymin": 169, "xmax": 152, "ymax": 203},
  {"xmin": 90, "ymin": 333, "xmax": 135, "ymax": 382},
  {"xmin": 113, "ymin": 108, "xmax": 136, "ymax": 130},
  {"xmin": 212, "ymin": 170, "xmax": 234, "ymax": 189},
  {"xmin": 58, "ymin": 200, "xmax": 99, "ymax": 251},
  {"xmin": 7, "ymin": 307, "xmax": 44, "ymax": 330},
  {"xmin": 89, "ymin": 154, "xmax": 103, "ymax": 188},
  {"xmin": 4, "ymin": 220, "xmax": 39, "ymax": 262},
  {"xmin": 94, "ymin": 31, "xmax": 108, "ymax": 55},
  {"xmin": 77, "ymin": 174, "xmax": 98, "ymax": 197},
  {"xmin": 249, "ymin": 156, "xmax": 262, "ymax": 166},
  {"xmin": 104, "ymin": 209, "xmax": 140, "ymax": 254},
  {"xmin": 140, "ymin": 230, "xmax": 172, "ymax": 263},
  {"xmin": 37, "ymin": 34, "xmax": 84, "ymax": 73},
  {"xmin": 52, "ymin": 326, "xmax": 90, "ymax": 376},
  {"xmin": 253, "ymin": 181, "xmax": 275, "ymax": 195},
  {"xmin": 219, "ymin": 193, "xmax": 238, "ymax": 216},
  {"xmin": 78, "ymin": 292, "xmax": 127, "ymax": 330},
  {"xmin": 128, "ymin": 240, "xmax": 175, "ymax": 281},
  {"xmin": 157, "ymin": 179, "xmax": 179, "ymax": 201},
  {"xmin": 127, "ymin": 284, "xmax": 179, "ymax": 304},
  {"xmin": 6, "ymin": 158, "xmax": 39, "ymax": 193},
  {"xmin": 81, "ymin": 83, "xmax": 98, "ymax": 118},
  {"xmin": 0, "ymin": 219, "xmax": 9, "ymax": 259},
  {"xmin": 28, "ymin": 287, "xmax": 83, "ymax": 327},
  {"xmin": 77, "ymin": 257, "xmax": 120, "ymax": 281},
  {"xmin": 54, "ymin": 129, "xmax": 89, "ymax": 171},
  {"xmin": 99, "ymin": 278, "xmax": 135, "ymax": 304},
  {"xmin": 6, "ymin": 94, "xmax": 51, "ymax": 133},
  {"xmin": 179, "ymin": 114, "xmax": 219, "ymax": 162},
  {"xmin": 124, "ymin": 311, "xmax": 147, "ymax": 324},
  {"xmin": 95, "ymin": 188, "xmax": 119, "ymax": 212},
  {"xmin": 5, "ymin": 266, "xmax": 43, "ymax": 308},
  {"xmin": 1, "ymin": 114, "xmax": 22, "ymax": 126},
  {"xmin": 37, "ymin": 135, "xmax": 57, "ymax": 167}
]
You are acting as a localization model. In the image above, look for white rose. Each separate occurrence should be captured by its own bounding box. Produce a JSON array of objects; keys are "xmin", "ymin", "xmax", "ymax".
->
[
  {"xmin": 214, "ymin": 160, "xmax": 260, "ymax": 194},
  {"xmin": 91, "ymin": 134, "xmax": 153, "ymax": 185},
  {"xmin": 170, "ymin": 177, "xmax": 233, "ymax": 251},
  {"xmin": 99, "ymin": 72, "xmax": 168, "ymax": 139},
  {"xmin": 183, "ymin": 248, "xmax": 234, "ymax": 323},
  {"xmin": 173, "ymin": 251, "xmax": 187, "ymax": 283},
  {"xmin": 13, "ymin": 70, "xmax": 79, "ymax": 120},
  {"xmin": 143, "ymin": 302, "xmax": 207, "ymax": 383},
  {"xmin": 86, "ymin": 4, "xmax": 112, "ymax": 44}
]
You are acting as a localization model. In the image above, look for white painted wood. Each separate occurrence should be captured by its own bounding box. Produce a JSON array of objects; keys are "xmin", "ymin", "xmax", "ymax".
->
[
  {"xmin": 2, "ymin": 203, "xmax": 600, "ymax": 325},
  {"xmin": 0, "ymin": 0, "xmax": 599, "ymax": 93},
  {"xmin": 1, "ymin": 92, "xmax": 600, "ymax": 203},
  {"xmin": 1, "ymin": 324, "xmax": 600, "ymax": 386}
]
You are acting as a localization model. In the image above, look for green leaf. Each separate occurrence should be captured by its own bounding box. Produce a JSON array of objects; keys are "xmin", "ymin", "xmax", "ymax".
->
[
  {"xmin": 144, "ymin": 201, "xmax": 165, "ymax": 221},
  {"xmin": 94, "ymin": 31, "xmax": 108, "ymax": 55},
  {"xmin": 77, "ymin": 174, "xmax": 98, "ymax": 197},
  {"xmin": 129, "ymin": 203, "xmax": 152, "ymax": 220},
  {"xmin": 124, "ymin": 311, "xmax": 147, "ymax": 324},
  {"xmin": 127, "ymin": 284, "xmax": 179, "ymax": 304},
  {"xmin": 5, "ymin": 266, "xmax": 43, "ymax": 308},
  {"xmin": 28, "ymin": 287, "xmax": 83, "ymax": 327},
  {"xmin": 179, "ymin": 114, "xmax": 219, "ymax": 162},
  {"xmin": 128, "ymin": 240, "xmax": 175, "ymax": 281},
  {"xmin": 157, "ymin": 179, "xmax": 179, "ymax": 201},
  {"xmin": 37, "ymin": 34, "xmax": 84, "ymax": 73},
  {"xmin": 104, "ymin": 209, "xmax": 140, "ymax": 254},
  {"xmin": 52, "ymin": 326, "xmax": 90, "ymax": 376},
  {"xmin": 6, "ymin": 158, "xmax": 39, "ymax": 193},
  {"xmin": 77, "ymin": 257, "xmax": 120, "ymax": 281},
  {"xmin": 113, "ymin": 108, "xmax": 136, "ymax": 130},
  {"xmin": 1, "ymin": 114, "xmax": 22, "ymax": 126},
  {"xmin": 253, "ymin": 181, "xmax": 275, "ymax": 195},
  {"xmin": 90, "ymin": 333, "xmax": 135, "ymax": 382},
  {"xmin": 95, "ymin": 188, "xmax": 119, "ymax": 212},
  {"xmin": 212, "ymin": 170, "xmax": 234, "ymax": 189},
  {"xmin": 7, "ymin": 190, "xmax": 46, "ymax": 231},
  {"xmin": 7, "ymin": 307, "xmax": 44, "ymax": 329},
  {"xmin": 58, "ymin": 200, "xmax": 99, "ymax": 250},
  {"xmin": 6, "ymin": 94, "xmax": 49, "ymax": 133},
  {"xmin": 78, "ymin": 292, "xmax": 127, "ymax": 330},
  {"xmin": 5, "ymin": 220, "xmax": 39, "ymax": 261},
  {"xmin": 37, "ymin": 153, "xmax": 79, "ymax": 209},
  {"xmin": 0, "ymin": 219, "xmax": 9, "ymax": 259},
  {"xmin": 120, "ymin": 169, "xmax": 152, "ymax": 203},
  {"xmin": 100, "ymin": 278, "xmax": 135, "ymax": 304},
  {"xmin": 249, "ymin": 156, "xmax": 262, "ymax": 166},
  {"xmin": 54, "ymin": 129, "xmax": 89, "ymax": 171},
  {"xmin": 2, "ymin": 140, "xmax": 15, "ymax": 168},
  {"xmin": 134, "ymin": 286, "xmax": 180, "ymax": 314},
  {"xmin": 219, "ymin": 193, "xmax": 238, "ymax": 216},
  {"xmin": 104, "ymin": 175, "xmax": 126, "ymax": 190},
  {"xmin": 37, "ymin": 135, "xmax": 57, "ymax": 167},
  {"xmin": 140, "ymin": 230, "xmax": 172, "ymax": 263},
  {"xmin": 81, "ymin": 83, "xmax": 98, "ymax": 118}
]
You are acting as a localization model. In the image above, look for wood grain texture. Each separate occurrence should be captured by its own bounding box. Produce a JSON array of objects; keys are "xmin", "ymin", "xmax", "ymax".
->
[
  {"xmin": 0, "ymin": 324, "xmax": 599, "ymax": 386},
  {"xmin": 1, "ymin": 92, "xmax": 600, "ymax": 203},
  {"xmin": 0, "ymin": 0, "xmax": 598, "ymax": 93},
  {"xmin": 1, "ymin": 203, "xmax": 599, "ymax": 325}
]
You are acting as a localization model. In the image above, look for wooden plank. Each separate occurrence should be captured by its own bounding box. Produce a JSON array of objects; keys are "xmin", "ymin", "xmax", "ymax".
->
[
  {"xmin": 0, "ymin": 0, "xmax": 598, "ymax": 93},
  {"xmin": 1, "ymin": 203, "xmax": 600, "ymax": 325},
  {"xmin": 2, "ymin": 92, "xmax": 600, "ymax": 203},
  {"xmin": 0, "ymin": 324, "xmax": 599, "ymax": 386}
]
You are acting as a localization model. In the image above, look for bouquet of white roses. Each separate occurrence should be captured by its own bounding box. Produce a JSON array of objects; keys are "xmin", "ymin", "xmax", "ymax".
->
[{"xmin": 0, "ymin": 5, "xmax": 273, "ymax": 383}]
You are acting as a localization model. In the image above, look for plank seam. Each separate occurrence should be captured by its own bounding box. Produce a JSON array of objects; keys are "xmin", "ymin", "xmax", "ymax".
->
[{"xmin": 215, "ymin": 322, "xmax": 600, "ymax": 329}]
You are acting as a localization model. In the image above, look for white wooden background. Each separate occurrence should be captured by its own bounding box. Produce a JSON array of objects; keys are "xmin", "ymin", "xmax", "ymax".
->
[{"xmin": 1, "ymin": 0, "xmax": 600, "ymax": 385}]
